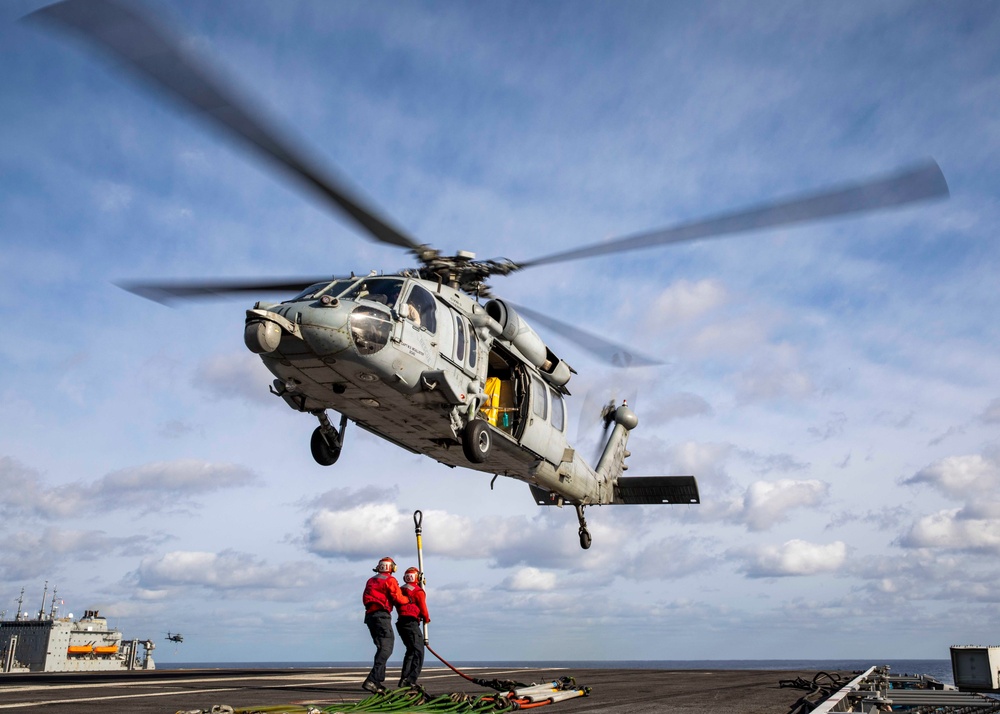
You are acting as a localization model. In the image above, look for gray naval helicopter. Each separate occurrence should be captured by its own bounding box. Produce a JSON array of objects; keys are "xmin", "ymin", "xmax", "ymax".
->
[{"xmin": 32, "ymin": 1, "xmax": 949, "ymax": 548}]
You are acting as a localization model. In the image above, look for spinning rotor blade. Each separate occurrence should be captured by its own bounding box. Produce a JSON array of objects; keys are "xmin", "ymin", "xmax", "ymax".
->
[
  {"xmin": 508, "ymin": 302, "xmax": 662, "ymax": 368},
  {"xmin": 28, "ymin": 0, "xmax": 424, "ymax": 253},
  {"xmin": 117, "ymin": 277, "xmax": 333, "ymax": 304},
  {"xmin": 516, "ymin": 161, "xmax": 949, "ymax": 269}
]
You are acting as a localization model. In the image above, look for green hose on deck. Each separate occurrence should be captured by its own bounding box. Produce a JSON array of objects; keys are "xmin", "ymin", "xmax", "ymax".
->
[{"xmin": 318, "ymin": 688, "xmax": 516, "ymax": 714}]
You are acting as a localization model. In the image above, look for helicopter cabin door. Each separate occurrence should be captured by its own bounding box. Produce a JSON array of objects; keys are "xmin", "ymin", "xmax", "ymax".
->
[
  {"xmin": 517, "ymin": 374, "xmax": 568, "ymax": 465},
  {"xmin": 394, "ymin": 282, "xmax": 440, "ymax": 364}
]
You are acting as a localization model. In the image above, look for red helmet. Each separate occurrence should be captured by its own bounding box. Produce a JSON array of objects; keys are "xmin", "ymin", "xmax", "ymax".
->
[
  {"xmin": 374, "ymin": 557, "xmax": 396, "ymax": 573},
  {"xmin": 403, "ymin": 567, "xmax": 420, "ymax": 584}
]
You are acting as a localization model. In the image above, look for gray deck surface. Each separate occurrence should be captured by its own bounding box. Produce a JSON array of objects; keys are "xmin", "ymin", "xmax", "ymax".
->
[{"xmin": 0, "ymin": 666, "xmax": 847, "ymax": 713}]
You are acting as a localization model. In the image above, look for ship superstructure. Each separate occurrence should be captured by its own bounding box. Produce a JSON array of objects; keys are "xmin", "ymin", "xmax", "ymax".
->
[{"xmin": 1, "ymin": 585, "xmax": 155, "ymax": 673}]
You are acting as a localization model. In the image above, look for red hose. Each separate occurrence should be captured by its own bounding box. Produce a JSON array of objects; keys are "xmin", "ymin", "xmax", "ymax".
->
[{"xmin": 426, "ymin": 642, "xmax": 477, "ymax": 683}]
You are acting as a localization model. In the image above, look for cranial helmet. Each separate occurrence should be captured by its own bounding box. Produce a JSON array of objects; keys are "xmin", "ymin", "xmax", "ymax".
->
[
  {"xmin": 403, "ymin": 567, "xmax": 420, "ymax": 584},
  {"xmin": 374, "ymin": 557, "xmax": 396, "ymax": 573}
]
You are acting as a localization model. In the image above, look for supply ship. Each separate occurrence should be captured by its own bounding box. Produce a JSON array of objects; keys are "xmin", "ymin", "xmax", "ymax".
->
[{"xmin": 1, "ymin": 584, "xmax": 155, "ymax": 674}]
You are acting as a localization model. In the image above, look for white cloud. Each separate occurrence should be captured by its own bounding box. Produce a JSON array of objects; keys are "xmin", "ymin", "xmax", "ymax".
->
[
  {"xmin": 690, "ymin": 478, "xmax": 828, "ymax": 531},
  {"xmin": 501, "ymin": 567, "xmax": 557, "ymax": 591},
  {"xmin": 660, "ymin": 441, "xmax": 736, "ymax": 489},
  {"xmin": 738, "ymin": 479, "xmax": 830, "ymax": 531},
  {"xmin": 136, "ymin": 549, "xmax": 324, "ymax": 598},
  {"xmin": 0, "ymin": 526, "xmax": 161, "ymax": 582},
  {"xmin": 903, "ymin": 453, "xmax": 1000, "ymax": 499},
  {"xmin": 0, "ymin": 456, "xmax": 258, "ymax": 519},
  {"xmin": 739, "ymin": 539, "xmax": 847, "ymax": 577},
  {"xmin": 651, "ymin": 279, "xmax": 728, "ymax": 327},
  {"xmin": 306, "ymin": 503, "xmax": 423, "ymax": 558},
  {"xmin": 899, "ymin": 508, "xmax": 1000, "ymax": 554}
]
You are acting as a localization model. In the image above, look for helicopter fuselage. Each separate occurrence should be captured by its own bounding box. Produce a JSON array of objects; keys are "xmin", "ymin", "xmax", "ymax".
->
[{"xmin": 245, "ymin": 274, "xmax": 609, "ymax": 506}]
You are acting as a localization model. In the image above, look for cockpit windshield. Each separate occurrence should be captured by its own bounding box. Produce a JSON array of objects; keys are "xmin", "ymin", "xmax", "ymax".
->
[
  {"xmin": 342, "ymin": 277, "xmax": 404, "ymax": 308},
  {"xmin": 285, "ymin": 279, "xmax": 354, "ymax": 302}
]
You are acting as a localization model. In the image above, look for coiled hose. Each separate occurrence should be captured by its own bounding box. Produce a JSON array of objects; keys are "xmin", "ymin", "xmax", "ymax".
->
[{"xmin": 308, "ymin": 646, "xmax": 591, "ymax": 714}]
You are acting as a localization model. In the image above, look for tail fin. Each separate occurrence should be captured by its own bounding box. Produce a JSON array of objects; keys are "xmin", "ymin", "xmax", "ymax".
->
[{"xmin": 595, "ymin": 401, "xmax": 638, "ymax": 482}]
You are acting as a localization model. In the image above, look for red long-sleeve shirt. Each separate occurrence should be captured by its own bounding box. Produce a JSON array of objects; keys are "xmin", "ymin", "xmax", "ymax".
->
[{"xmin": 397, "ymin": 582, "xmax": 430, "ymax": 622}]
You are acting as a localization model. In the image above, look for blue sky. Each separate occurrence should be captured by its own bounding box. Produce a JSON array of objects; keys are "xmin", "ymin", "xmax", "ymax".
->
[{"xmin": 2, "ymin": 0, "xmax": 999, "ymax": 664}]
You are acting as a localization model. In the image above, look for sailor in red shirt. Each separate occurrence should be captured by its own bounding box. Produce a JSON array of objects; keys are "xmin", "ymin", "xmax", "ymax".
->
[
  {"xmin": 361, "ymin": 556, "xmax": 409, "ymax": 693},
  {"xmin": 395, "ymin": 567, "xmax": 431, "ymax": 688}
]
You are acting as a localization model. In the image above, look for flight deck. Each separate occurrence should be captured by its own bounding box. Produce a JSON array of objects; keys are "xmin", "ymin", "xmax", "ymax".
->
[{"xmin": 0, "ymin": 665, "xmax": 840, "ymax": 713}]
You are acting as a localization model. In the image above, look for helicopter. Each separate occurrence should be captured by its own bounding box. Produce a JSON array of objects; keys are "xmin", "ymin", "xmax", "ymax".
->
[
  {"xmin": 30, "ymin": 1, "xmax": 949, "ymax": 549},
  {"xmin": 166, "ymin": 632, "xmax": 184, "ymax": 644}
]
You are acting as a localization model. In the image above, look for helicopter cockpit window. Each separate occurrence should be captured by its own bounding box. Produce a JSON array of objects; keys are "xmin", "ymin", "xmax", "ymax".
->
[
  {"xmin": 343, "ymin": 277, "xmax": 403, "ymax": 308},
  {"xmin": 349, "ymin": 304, "xmax": 393, "ymax": 355},
  {"xmin": 403, "ymin": 285, "xmax": 437, "ymax": 332},
  {"xmin": 550, "ymin": 387, "xmax": 565, "ymax": 432},
  {"xmin": 287, "ymin": 279, "xmax": 352, "ymax": 302},
  {"xmin": 532, "ymin": 376, "xmax": 548, "ymax": 420},
  {"xmin": 468, "ymin": 327, "xmax": 478, "ymax": 369}
]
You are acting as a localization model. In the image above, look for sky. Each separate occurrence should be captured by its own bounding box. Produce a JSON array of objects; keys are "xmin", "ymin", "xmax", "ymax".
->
[{"xmin": 2, "ymin": 0, "xmax": 999, "ymax": 665}]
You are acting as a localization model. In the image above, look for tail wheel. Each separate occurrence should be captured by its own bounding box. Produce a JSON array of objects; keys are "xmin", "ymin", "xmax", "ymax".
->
[
  {"xmin": 575, "ymin": 504, "xmax": 591, "ymax": 549},
  {"xmin": 311, "ymin": 426, "xmax": 341, "ymax": 466},
  {"xmin": 463, "ymin": 418, "xmax": 492, "ymax": 463}
]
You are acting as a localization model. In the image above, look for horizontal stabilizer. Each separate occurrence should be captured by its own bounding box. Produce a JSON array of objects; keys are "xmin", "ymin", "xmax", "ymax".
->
[{"xmin": 613, "ymin": 476, "xmax": 699, "ymax": 505}]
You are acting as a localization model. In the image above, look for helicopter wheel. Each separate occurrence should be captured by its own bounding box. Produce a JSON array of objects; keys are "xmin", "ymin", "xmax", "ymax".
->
[
  {"xmin": 310, "ymin": 426, "xmax": 341, "ymax": 466},
  {"xmin": 575, "ymin": 504, "xmax": 591, "ymax": 549},
  {"xmin": 462, "ymin": 418, "xmax": 492, "ymax": 464}
]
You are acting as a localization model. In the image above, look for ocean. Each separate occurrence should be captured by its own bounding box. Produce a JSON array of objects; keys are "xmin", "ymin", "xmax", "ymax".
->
[{"xmin": 160, "ymin": 659, "xmax": 955, "ymax": 685}]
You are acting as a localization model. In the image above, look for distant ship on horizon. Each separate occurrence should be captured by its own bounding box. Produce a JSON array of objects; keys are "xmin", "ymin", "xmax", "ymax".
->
[{"xmin": 1, "ymin": 583, "xmax": 155, "ymax": 674}]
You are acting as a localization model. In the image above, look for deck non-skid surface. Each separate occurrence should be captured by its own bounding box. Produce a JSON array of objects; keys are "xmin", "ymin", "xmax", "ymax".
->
[{"xmin": 0, "ymin": 666, "xmax": 846, "ymax": 713}]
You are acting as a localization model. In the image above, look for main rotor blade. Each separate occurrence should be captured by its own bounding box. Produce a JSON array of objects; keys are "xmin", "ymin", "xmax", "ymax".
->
[
  {"xmin": 517, "ymin": 161, "xmax": 949, "ymax": 269},
  {"xmin": 508, "ymin": 302, "xmax": 663, "ymax": 368},
  {"xmin": 117, "ymin": 277, "xmax": 331, "ymax": 304},
  {"xmin": 28, "ymin": 0, "xmax": 423, "ymax": 253}
]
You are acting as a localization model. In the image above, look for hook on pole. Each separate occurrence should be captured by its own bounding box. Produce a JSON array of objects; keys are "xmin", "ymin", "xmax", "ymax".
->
[{"xmin": 413, "ymin": 509, "xmax": 429, "ymax": 646}]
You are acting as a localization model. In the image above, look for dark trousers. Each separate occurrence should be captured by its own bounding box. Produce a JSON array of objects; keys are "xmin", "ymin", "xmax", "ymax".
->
[
  {"xmin": 364, "ymin": 610, "xmax": 393, "ymax": 685},
  {"xmin": 395, "ymin": 616, "xmax": 425, "ymax": 684}
]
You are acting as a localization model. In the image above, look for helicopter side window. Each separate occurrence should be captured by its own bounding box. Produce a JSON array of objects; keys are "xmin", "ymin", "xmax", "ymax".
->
[
  {"xmin": 455, "ymin": 316, "xmax": 466, "ymax": 361},
  {"xmin": 468, "ymin": 324, "xmax": 478, "ymax": 369},
  {"xmin": 531, "ymin": 376, "xmax": 548, "ymax": 420},
  {"xmin": 550, "ymin": 387, "xmax": 565, "ymax": 432},
  {"xmin": 343, "ymin": 277, "xmax": 403, "ymax": 308},
  {"xmin": 403, "ymin": 285, "xmax": 438, "ymax": 333}
]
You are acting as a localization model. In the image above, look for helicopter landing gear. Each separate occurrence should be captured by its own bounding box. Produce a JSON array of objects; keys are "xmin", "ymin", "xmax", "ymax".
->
[
  {"xmin": 575, "ymin": 504, "xmax": 592, "ymax": 549},
  {"xmin": 311, "ymin": 411, "xmax": 347, "ymax": 466},
  {"xmin": 462, "ymin": 418, "xmax": 492, "ymax": 464}
]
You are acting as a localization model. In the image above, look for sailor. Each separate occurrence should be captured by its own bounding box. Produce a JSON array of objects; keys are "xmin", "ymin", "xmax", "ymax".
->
[
  {"xmin": 395, "ymin": 567, "xmax": 431, "ymax": 688},
  {"xmin": 361, "ymin": 556, "xmax": 409, "ymax": 694}
]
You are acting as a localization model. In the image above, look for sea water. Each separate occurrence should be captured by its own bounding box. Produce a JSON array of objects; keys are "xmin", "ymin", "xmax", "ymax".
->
[{"xmin": 160, "ymin": 659, "xmax": 955, "ymax": 685}]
